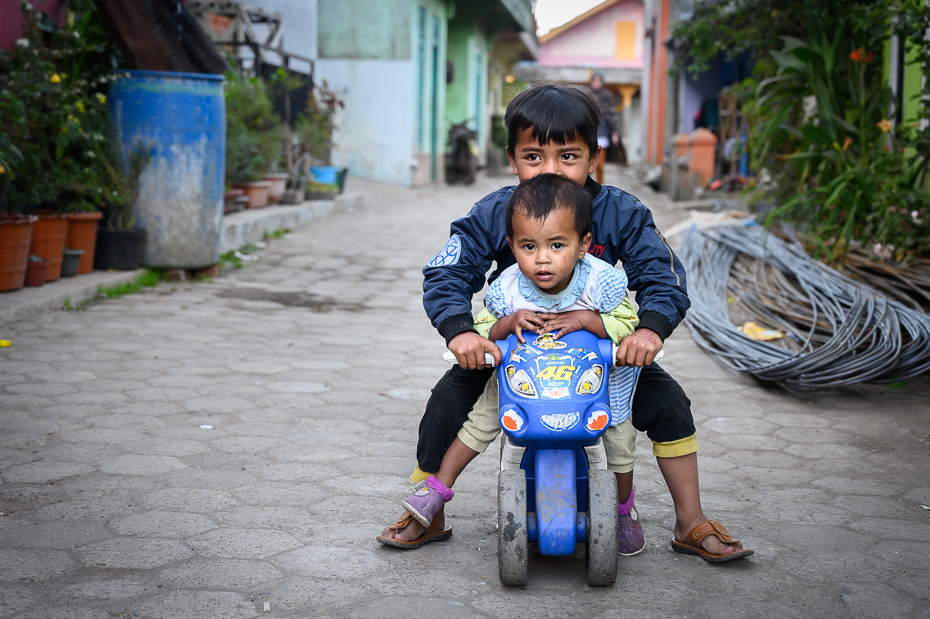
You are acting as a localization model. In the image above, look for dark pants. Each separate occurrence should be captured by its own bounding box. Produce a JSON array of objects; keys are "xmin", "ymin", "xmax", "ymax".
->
[{"xmin": 416, "ymin": 363, "xmax": 695, "ymax": 474}]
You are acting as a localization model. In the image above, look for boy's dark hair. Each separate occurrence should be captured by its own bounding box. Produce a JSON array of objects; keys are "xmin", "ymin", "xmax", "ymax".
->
[
  {"xmin": 504, "ymin": 82, "xmax": 601, "ymax": 158},
  {"xmin": 506, "ymin": 173, "xmax": 592, "ymax": 241}
]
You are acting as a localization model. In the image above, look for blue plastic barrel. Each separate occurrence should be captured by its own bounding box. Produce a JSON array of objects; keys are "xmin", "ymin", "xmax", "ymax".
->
[{"xmin": 109, "ymin": 70, "xmax": 225, "ymax": 268}]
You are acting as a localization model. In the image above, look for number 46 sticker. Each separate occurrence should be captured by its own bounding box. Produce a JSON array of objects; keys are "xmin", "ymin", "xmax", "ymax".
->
[{"xmin": 535, "ymin": 365, "xmax": 575, "ymax": 381}]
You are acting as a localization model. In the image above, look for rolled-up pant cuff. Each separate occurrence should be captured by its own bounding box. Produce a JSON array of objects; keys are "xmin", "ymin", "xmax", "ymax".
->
[
  {"xmin": 410, "ymin": 464, "xmax": 432, "ymax": 484},
  {"xmin": 652, "ymin": 433, "xmax": 698, "ymax": 458}
]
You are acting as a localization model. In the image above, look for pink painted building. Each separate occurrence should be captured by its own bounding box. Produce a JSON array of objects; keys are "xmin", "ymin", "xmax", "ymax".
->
[
  {"xmin": 515, "ymin": 0, "xmax": 644, "ymax": 161},
  {"xmin": 0, "ymin": 0, "xmax": 65, "ymax": 51}
]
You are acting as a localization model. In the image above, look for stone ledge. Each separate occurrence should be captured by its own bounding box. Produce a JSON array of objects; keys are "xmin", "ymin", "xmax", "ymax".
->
[
  {"xmin": 0, "ymin": 269, "xmax": 141, "ymax": 324},
  {"xmin": 220, "ymin": 192, "xmax": 363, "ymax": 253}
]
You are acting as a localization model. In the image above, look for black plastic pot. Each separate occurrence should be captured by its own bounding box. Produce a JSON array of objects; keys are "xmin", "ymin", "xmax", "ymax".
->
[
  {"xmin": 60, "ymin": 248, "xmax": 84, "ymax": 277},
  {"xmin": 94, "ymin": 228, "xmax": 146, "ymax": 270}
]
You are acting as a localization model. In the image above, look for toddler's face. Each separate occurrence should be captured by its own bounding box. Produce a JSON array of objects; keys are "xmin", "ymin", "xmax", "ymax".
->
[
  {"xmin": 507, "ymin": 207, "xmax": 591, "ymax": 294},
  {"xmin": 507, "ymin": 128, "xmax": 599, "ymax": 187}
]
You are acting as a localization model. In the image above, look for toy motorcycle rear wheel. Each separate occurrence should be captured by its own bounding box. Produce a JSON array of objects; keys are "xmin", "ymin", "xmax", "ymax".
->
[
  {"xmin": 586, "ymin": 468, "xmax": 619, "ymax": 585},
  {"xmin": 498, "ymin": 469, "xmax": 528, "ymax": 586}
]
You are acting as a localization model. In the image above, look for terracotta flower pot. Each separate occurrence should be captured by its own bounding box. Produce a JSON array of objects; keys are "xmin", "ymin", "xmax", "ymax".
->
[
  {"xmin": 24, "ymin": 258, "xmax": 48, "ymax": 287},
  {"xmin": 29, "ymin": 213, "xmax": 69, "ymax": 282},
  {"xmin": 231, "ymin": 181, "xmax": 272, "ymax": 209},
  {"xmin": 0, "ymin": 215, "xmax": 36, "ymax": 292},
  {"xmin": 65, "ymin": 211, "xmax": 103, "ymax": 274},
  {"xmin": 263, "ymin": 173, "xmax": 289, "ymax": 204}
]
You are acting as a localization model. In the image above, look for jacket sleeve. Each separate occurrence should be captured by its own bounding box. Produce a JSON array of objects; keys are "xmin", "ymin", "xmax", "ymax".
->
[
  {"xmin": 613, "ymin": 195, "xmax": 690, "ymax": 340},
  {"xmin": 422, "ymin": 192, "xmax": 509, "ymax": 344}
]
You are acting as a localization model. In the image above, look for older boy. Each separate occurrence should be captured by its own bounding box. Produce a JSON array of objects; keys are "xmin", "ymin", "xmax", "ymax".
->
[{"xmin": 379, "ymin": 83, "xmax": 751, "ymax": 563}]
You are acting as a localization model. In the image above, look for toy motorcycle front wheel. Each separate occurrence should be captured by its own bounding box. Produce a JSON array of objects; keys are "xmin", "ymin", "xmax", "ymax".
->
[
  {"xmin": 586, "ymin": 469, "xmax": 619, "ymax": 585},
  {"xmin": 498, "ymin": 469, "xmax": 528, "ymax": 586}
]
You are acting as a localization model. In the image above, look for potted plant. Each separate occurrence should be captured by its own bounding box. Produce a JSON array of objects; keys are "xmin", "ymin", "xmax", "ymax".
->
[
  {"xmin": 0, "ymin": 132, "xmax": 35, "ymax": 291},
  {"xmin": 294, "ymin": 80, "xmax": 346, "ymax": 199},
  {"xmin": 93, "ymin": 143, "xmax": 149, "ymax": 271},
  {"xmin": 1, "ymin": 0, "xmax": 124, "ymax": 277},
  {"xmin": 225, "ymin": 72, "xmax": 282, "ymax": 208}
]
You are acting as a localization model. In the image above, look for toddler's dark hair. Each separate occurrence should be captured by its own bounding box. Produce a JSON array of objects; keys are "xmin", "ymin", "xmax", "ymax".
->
[
  {"xmin": 506, "ymin": 173, "xmax": 592, "ymax": 241},
  {"xmin": 504, "ymin": 82, "xmax": 600, "ymax": 158}
]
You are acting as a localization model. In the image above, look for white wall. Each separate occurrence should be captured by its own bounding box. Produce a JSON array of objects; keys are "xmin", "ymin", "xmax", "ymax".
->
[
  {"xmin": 314, "ymin": 59, "xmax": 415, "ymax": 185},
  {"xmin": 248, "ymin": 0, "xmax": 319, "ymax": 60}
]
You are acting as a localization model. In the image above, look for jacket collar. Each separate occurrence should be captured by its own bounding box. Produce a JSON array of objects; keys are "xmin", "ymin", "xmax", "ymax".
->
[{"xmin": 585, "ymin": 176, "xmax": 604, "ymax": 204}]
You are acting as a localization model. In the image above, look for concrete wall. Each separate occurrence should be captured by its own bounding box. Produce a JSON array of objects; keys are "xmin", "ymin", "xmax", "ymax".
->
[
  {"xmin": 539, "ymin": 0, "xmax": 644, "ymax": 69},
  {"xmin": 318, "ymin": 0, "xmax": 411, "ymax": 60},
  {"xmin": 314, "ymin": 58, "xmax": 415, "ymax": 185},
  {"xmin": 247, "ymin": 0, "xmax": 318, "ymax": 60}
]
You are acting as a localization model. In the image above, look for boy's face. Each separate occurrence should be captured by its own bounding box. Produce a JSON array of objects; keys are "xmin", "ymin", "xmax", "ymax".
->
[
  {"xmin": 507, "ymin": 207, "xmax": 592, "ymax": 294},
  {"xmin": 507, "ymin": 128, "xmax": 601, "ymax": 187}
]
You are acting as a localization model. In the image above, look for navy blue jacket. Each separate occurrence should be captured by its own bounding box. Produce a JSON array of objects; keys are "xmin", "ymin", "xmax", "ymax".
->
[{"xmin": 423, "ymin": 178, "xmax": 689, "ymax": 344}]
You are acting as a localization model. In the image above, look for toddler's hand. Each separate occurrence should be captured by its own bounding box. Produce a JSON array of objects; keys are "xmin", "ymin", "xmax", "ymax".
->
[
  {"xmin": 536, "ymin": 310, "xmax": 597, "ymax": 340},
  {"xmin": 505, "ymin": 309, "xmax": 546, "ymax": 343}
]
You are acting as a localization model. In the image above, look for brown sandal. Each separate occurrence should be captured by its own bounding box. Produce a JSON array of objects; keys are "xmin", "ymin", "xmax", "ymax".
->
[
  {"xmin": 671, "ymin": 520, "xmax": 753, "ymax": 563},
  {"xmin": 376, "ymin": 512, "xmax": 452, "ymax": 550}
]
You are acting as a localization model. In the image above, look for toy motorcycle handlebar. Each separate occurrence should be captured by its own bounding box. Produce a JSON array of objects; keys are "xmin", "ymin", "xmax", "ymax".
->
[{"xmin": 441, "ymin": 348, "xmax": 665, "ymax": 367}]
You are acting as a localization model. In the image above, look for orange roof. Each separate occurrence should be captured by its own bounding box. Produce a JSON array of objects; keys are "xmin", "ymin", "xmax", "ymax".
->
[{"xmin": 539, "ymin": 0, "xmax": 628, "ymax": 43}]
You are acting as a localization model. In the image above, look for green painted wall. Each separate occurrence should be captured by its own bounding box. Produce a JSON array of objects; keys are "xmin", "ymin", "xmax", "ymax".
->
[
  {"xmin": 445, "ymin": 22, "xmax": 490, "ymax": 151},
  {"xmin": 318, "ymin": 0, "xmax": 411, "ymax": 60}
]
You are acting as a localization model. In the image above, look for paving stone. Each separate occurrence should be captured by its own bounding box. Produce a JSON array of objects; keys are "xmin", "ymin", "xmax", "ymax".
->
[
  {"xmin": 159, "ymin": 558, "xmax": 284, "ymax": 589},
  {"xmin": 97, "ymin": 455, "xmax": 186, "ymax": 476},
  {"xmin": 110, "ymin": 511, "xmax": 217, "ymax": 538},
  {"xmin": 121, "ymin": 438, "xmax": 209, "ymax": 457},
  {"xmin": 60, "ymin": 578, "xmax": 158, "ymax": 600},
  {"xmin": 264, "ymin": 576, "xmax": 370, "ymax": 615},
  {"xmin": 1, "ymin": 461, "xmax": 95, "ymax": 484},
  {"xmin": 273, "ymin": 546, "xmax": 388, "ymax": 579},
  {"xmin": 0, "ymin": 521, "xmax": 111, "ymax": 548},
  {"xmin": 187, "ymin": 528, "xmax": 302, "ymax": 559},
  {"xmin": 214, "ymin": 506, "xmax": 313, "ymax": 529},
  {"xmin": 76, "ymin": 538, "xmax": 193, "ymax": 569},
  {"xmin": 63, "ymin": 428, "xmax": 147, "ymax": 444},
  {"xmin": 129, "ymin": 590, "xmax": 258, "ymax": 619},
  {"xmin": 0, "ymin": 548, "xmax": 75, "ymax": 581},
  {"xmin": 140, "ymin": 488, "xmax": 239, "ymax": 512},
  {"xmin": 11, "ymin": 606, "xmax": 115, "ymax": 619}
]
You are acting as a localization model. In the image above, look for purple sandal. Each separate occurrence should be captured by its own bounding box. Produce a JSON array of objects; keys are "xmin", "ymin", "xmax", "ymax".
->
[{"xmin": 402, "ymin": 476, "xmax": 454, "ymax": 527}]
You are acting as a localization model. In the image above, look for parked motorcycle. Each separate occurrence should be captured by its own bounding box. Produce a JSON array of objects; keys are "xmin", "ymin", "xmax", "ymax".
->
[{"xmin": 446, "ymin": 121, "xmax": 479, "ymax": 185}]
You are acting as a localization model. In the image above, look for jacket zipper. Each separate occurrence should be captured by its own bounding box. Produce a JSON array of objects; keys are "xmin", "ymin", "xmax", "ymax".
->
[{"xmin": 654, "ymin": 228, "xmax": 681, "ymax": 287}]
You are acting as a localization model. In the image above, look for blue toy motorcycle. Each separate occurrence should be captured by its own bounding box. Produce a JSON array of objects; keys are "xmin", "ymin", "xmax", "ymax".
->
[{"xmin": 494, "ymin": 330, "xmax": 621, "ymax": 586}]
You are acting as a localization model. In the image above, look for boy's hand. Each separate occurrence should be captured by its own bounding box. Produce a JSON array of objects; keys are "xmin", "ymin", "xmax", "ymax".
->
[
  {"xmin": 448, "ymin": 332, "xmax": 502, "ymax": 370},
  {"xmin": 615, "ymin": 328, "xmax": 663, "ymax": 367},
  {"xmin": 536, "ymin": 310, "xmax": 601, "ymax": 340},
  {"xmin": 502, "ymin": 309, "xmax": 546, "ymax": 344}
]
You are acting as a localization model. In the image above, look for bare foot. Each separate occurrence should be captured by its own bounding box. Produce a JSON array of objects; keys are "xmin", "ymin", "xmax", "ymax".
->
[
  {"xmin": 674, "ymin": 519, "xmax": 743, "ymax": 557},
  {"xmin": 380, "ymin": 506, "xmax": 444, "ymax": 543}
]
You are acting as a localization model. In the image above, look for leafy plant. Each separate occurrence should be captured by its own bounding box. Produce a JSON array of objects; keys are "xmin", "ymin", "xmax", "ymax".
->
[
  {"xmin": 0, "ymin": 0, "xmax": 125, "ymax": 213},
  {"xmin": 674, "ymin": 0, "xmax": 930, "ymax": 261},
  {"xmin": 225, "ymin": 72, "xmax": 282, "ymax": 184},
  {"xmin": 293, "ymin": 80, "xmax": 344, "ymax": 170}
]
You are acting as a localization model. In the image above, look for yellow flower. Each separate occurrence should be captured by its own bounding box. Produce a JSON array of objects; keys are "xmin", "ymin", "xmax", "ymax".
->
[
  {"xmin": 0, "ymin": 164, "xmax": 5, "ymax": 175},
  {"xmin": 50, "ymin": 73, "xmax": 61, "ymax": 84},
  {"xmin": 842, "ymin": 136, "xmax": 853, "ymax": 150},
  {"xmin": 75, "ymin": 101, "xmax": 85, "ymax": 113},
  {"xmin": 96, "ymin": 93, "xmax": 106, "ymax": 104},
  {"xmin": 877, "ymin": 119, "xmax": 892, "ymax": 133}
]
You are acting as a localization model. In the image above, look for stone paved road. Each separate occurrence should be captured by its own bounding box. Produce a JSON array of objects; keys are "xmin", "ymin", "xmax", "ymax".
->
[{"xmin": 1, "ymin": 168, "xmax": 929, "ymax": 618}]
